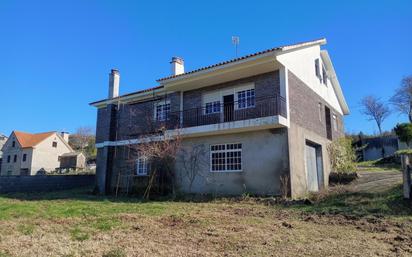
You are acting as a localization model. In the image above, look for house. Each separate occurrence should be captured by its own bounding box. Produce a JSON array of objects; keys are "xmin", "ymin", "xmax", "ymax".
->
[
  {"xmin": 59, "ymin": 152, "xmax": 86, "ymax": 170},
  {"xmin": 1, "ymin": 131, "xmax": 73, "ymax": 175},
  {"xmin": 90, "ymin": 38, "xmax": 349, "ymax": 198},
  {"xmin": 353, "ymin": 135, "xmax": 399, "ymax": 161},
  {"xmin": 0, "ymin": 134, "xmax": 8, "ymax": 174}
]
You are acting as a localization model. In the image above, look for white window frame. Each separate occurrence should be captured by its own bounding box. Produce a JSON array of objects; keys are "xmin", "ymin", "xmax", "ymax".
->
[
  {"xmin": 136, "ymin": 156, "xmax": 149, "ymax": 176},
  {"xmin": 236, "ymin": 88, "xmax": 255, "ymax": 110},
  {"xmin": 210, "ymin": 143, "xmax": 242, "ymax": 172},
  {"xmin": 205, "ymin": 101, "xmax": 221, "ymax": 115},
  {"xmin": 154, "ymin": 100, "xmax": 171, "ymax": 121}
]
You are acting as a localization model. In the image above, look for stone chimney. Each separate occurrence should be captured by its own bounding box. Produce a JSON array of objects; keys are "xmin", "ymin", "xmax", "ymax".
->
[
  {"xmin": 170, "ymin": 57, "xmax": 184, "ymax": 76},
  {"xmin": 108, "ymin": 69, "xmax": 120, "ymax": 98},
  {"xmin": 60, "ymin": 132, "xmax": 69, "ymax": 143}
]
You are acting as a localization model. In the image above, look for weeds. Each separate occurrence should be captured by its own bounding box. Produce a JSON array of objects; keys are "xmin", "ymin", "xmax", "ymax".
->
[
  {"xmin": 70, "ymin": 227, "xmax": 90, "ymax": 241},
  {"xmin": 17, "ymin": 223, "xmax": 35, "ymax": 236},
  {"xmin": 102, "ymin": 249, "xmax": 126, "ymax": 257}
]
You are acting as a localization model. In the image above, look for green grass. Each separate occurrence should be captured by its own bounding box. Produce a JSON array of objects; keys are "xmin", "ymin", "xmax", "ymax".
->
[
  {"xmin": 357, "ymin": 159, "xmax": 401, "ymax": 172},
  {"xmin": 17, "ymin": 223, "xmax": 35, "ymax": 235},
  {"xmin": 70, "ymin": 227, "xmax": 90, "ymax": 241}
]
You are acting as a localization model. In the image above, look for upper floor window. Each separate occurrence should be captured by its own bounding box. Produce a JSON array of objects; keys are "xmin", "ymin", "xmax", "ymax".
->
[
  {"xmin": 13, "ymin": 155, "xmax": 17, "ymax": 163},
  {"xmin": 12, "ymin": 141, "xmax": 15, "ymax": 147},
  {"xmin": 318, "ymin": 103, "xmax": 322, "ymax": 122},
  {"xmin": 22, "ymin": 154, "xmax": 27, "ymax": 162},
  {"xmin": 322, "ymin": 65, "xmax": 328, "ymax": 85},
  {"xmin": 7, "ymin": 155, "xmax": 10, "ymax": 163},
  {"xmin": 210, "ymin": 143, "xmax": 242, "ymax": 172},
  {"xmin": 332, "ymin": 114, "xmax": 338, "ymax": 131},
  {"xmin": 136, "ymin": 156, "xmax": 149, "ymax": 176},
  {"xmin": 315, "ymin": 58, "xmax": 321, "ymax": 81},
  {"xmin": 52, "ymin": 142, "xmax": 57, "ymax": 148},
  {"xmin": 205, "ymin": 101, "xmax": 221, "ymax": 114},
  {"xmin": 155, "ymin": 102, "xmax": 171, "ymax": 121},
  {"xmin": 237, "ymin": 89, "xmax": 255, "ymax": 109}
]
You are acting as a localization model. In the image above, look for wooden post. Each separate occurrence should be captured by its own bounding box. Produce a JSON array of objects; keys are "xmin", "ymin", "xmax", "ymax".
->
[{"xmin": 401, "ymin": 154, "xmax": 412, "ymax": 199}]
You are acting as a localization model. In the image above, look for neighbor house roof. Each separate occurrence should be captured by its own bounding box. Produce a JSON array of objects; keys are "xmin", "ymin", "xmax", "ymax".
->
[{"xmin": 13, "ymin": 131, "xmax": 56, "ymax": 148}]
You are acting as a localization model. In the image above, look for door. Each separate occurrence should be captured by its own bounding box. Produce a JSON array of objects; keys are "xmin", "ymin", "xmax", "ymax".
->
[
  {"xmin": 223, "ymin": 94, "xmax": 234, "ymax": 122},
  {"xmin": 305, "ymin": 143, "xmax": 320, "ymax": 192}
]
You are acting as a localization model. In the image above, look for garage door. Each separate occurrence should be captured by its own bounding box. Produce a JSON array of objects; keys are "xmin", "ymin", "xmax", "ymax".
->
[{"xmin": 306, "ymin": 143, "xmax": 319, "ymax": 192}]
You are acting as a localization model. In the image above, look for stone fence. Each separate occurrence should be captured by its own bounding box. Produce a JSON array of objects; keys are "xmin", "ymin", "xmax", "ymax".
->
[
  {"xmin": 0, "ymin": 175, "xmax": 95, "ymax": 193},
  {"xmin": 401, "ymin": 154, "xmax": 412, "ymax": 199}
]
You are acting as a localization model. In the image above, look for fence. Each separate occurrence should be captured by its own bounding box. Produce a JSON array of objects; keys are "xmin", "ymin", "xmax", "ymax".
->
[{"xmin": 0, "ymin": 175, "xmax": 95, "ymax": 193}]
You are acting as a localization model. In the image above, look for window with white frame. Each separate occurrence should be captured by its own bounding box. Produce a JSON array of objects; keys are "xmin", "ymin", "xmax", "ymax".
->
[
  {"xmin": 155, "ymin": 102, "xmax": 171, "ymax": 121},
  {"xmin": 210, "ymin": 143, "xmax": 242, "ymax": 172},
  {"xmin": 318, "ymin": 103, "xmax": 322, "ymax": 122},
  {"xmin": 205, "ymin": 101, "xmax": 221, "ymax": 114},
  {"xmin": 136, "ymin": 156, "xmax": 149, "ymax": 176},
  {"xmin": 237, "ymin": 89, "xmax": 255, "ymax": 109},
  {"xmin": 332, "ymin": 114, "xmax": 338, "ymax": 131}
]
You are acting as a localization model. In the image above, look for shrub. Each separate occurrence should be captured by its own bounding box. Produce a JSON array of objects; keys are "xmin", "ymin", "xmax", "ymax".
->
[
  {"xmin": 394, "ymin": 123, "xmax": 412, "ymax": 147},
  {"xmin": 327, "ymin": 137, "xmax": 357, "ymax": 173}
]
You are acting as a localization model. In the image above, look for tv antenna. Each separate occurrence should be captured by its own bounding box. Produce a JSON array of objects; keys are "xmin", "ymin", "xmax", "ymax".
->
[{"xmin": 232, "ymin": 36, "xmax": 240, "ymax": 58}]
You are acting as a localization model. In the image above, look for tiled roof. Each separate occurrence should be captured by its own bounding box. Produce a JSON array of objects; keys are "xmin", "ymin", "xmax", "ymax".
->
[
  {"xmin": 13, "ymin": 131, "xmax": 55, "ymax": 148},
  {"xmin": 157, "ymin": 38, "xmax": 326, "ymax": 82},
  {"xmin": 89, "ymin": 85, "xmax": 164, "ymax": 106}
]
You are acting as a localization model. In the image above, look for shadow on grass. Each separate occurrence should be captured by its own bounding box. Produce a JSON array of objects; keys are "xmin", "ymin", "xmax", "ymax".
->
[{"xmin": 293, "ymin": 185, "xmax": 412, "ymax": 218}]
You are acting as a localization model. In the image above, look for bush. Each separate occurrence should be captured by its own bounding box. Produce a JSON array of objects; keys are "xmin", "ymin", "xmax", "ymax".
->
[
  {"xmin": 394, "ymin": 123, "xmax": 412, "ymax": 147},
  {"xmin": 327, "ymin": 137, "xmax": 357, "ymax": 173}
]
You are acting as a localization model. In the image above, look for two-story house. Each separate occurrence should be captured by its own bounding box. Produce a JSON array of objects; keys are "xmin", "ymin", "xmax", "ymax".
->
[
  {"xmin": 91, "ymin": 38, "xmax": 349, "ymax": 198},
  {"xmin": 1, "ymin": 131, "xmax": 73, "ymax": 175}
]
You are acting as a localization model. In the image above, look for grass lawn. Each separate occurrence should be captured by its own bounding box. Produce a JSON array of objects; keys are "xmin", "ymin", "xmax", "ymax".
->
[
  {"xmin": 357, "ymin": 159, "xmax": 402, "ymax": 172},
  {"xmin": 0, "ymin": 185, "xmax": 411, "ymax": 257}
]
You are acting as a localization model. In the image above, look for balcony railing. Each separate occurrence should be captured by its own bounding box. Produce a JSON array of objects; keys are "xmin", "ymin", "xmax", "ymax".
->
[{"xmin": 158, "ymin": 95, "xmax": 287, "ymax": 130}]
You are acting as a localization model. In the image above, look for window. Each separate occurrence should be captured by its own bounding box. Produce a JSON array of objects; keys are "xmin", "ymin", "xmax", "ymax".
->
[
  {"xmin": 52, "ymin": 142, "xmax": 57, "ymax": 148},
  {"xmin": 210, "ymin": 143, "xmax": 242, "ymax": 172},
  {"xmin": 205, "ymin": 101, "xmax": 221, "ymax": 114},
  {"xmin": 13, "ymin": 155, "xmax": 17, "ymax": 163},
  {"xmin": 332, "ymin": 114, "xmax": 338, "ymax": 131},
  {"xmin": 237, "ymin": 89, "xmax": 255, "ymax": 109},
  {"xmin": 155, "ymin": 102, "xmax": 171, "ymax": 121},
  {"xmin": 318, "ymin": 103, "xmax": 322, "ymax": 121},
  {"xmin": 136, "ymin": 156, "xmax": 149, "ymax": 176},
  {"xmin": 7, "ymin": 155, "xmax": 10, "ymax": 163},
  {"xmin": 22, "ymin": 154, "xmax": 27, "ymax": 162},
  {"xmin": 322, "ymin": 65, "xmax": 328, "ymax": 85},
  {"xmin": 12, "ymin": 141, "xmax": 15, "ymax": 147},
  {"xmin": 315, "ymin": 58, "xmax": 321, "ymax": 80}
]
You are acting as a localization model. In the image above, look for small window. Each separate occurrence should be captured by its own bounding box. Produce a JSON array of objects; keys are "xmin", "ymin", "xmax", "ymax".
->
[
  {"xmin": 22, "ymin": 154, "xmax": 27, "ymax": 162},
  {"xmin": 136, "ymin": 156, "xmax": 149, "ymax": 176},
  {"xmin": 315, "ymin": 58, "xmax": 321, "ymax": 80},
  {"xmin": 322, "ymin": 65, "xmax": 328, "ymax": 85},
  {"xmin": 318, "ymin": 103, "xmax": 322, "ymax": 122},
  {"xmin": 155, "ymin": 102, "xmax": 171, "ymax": 121},
  {"xmin": 205, "ymin": 101, "xmax": 221, "ymax": 114},
  {"xmin": 12, "ymin": 141, "xmax": 15, "ymax": 147},
  {"xmin": 7, "ymin": 155, "xmax": 10, "ymax": 163},
  {"xmin": 52, "ymin": 142, "xmax": 57, "ymax": 148},
  {"xmin": 237, "ymin": 89, "xmax": 255, "ymax": 109},
  {"xmin": 210, "ymin": 143, "xmax": 242, "ymax": 172},
  {"xmin": 333, "ymin": 114, "xmax": 338, "ymax": 131},
  {"xmin": 13, "ymin": 155, "xmax": 17, "ymax": 163}
]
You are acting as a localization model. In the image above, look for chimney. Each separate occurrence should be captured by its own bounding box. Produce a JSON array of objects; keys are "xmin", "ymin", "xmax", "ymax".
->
[
  {"xmin": 108, "ymin": 69, "xmax": 120, "ymax": 98},
  {"xmin": 170, "ymin": 57, "xmax": 184, "ymax": 76},
  {"xmin": 60, "ymin": 132, "xmax": 69, "ymax": 143}
]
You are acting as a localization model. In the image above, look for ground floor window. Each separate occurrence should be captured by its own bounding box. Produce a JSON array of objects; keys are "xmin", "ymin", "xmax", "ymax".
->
[
  {"xmin": 210, "ymin": 143, "xmax": 242, "ymax": 172},
  {"xmin": 136, "ymin": 156, "xmax": 149, "ymax": 176}
]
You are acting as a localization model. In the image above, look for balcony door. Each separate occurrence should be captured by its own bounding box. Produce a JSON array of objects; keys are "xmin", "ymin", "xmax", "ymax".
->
[{"xmin": 223, "ymin": 94, "xmax": 234, "ymax": 122}]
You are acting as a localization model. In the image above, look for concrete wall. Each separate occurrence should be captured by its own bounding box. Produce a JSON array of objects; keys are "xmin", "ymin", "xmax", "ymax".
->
[
  {"xmin": 0, "ymin": 175, "xmax": 95, "ymax": 193},
  {"xmin": 175, "ymin": 129, "xmax": 289, "ymax": 195}
]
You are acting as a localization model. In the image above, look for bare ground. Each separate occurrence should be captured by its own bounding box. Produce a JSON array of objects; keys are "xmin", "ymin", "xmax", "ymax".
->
[{"xmin": 0, "ymin": 170, "xmax": 410, "ymax": 257}]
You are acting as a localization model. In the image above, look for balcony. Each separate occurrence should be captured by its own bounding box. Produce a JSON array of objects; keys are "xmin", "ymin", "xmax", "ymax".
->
[{"xmin": 158, "ymin": 95, "xmax": 287, "ymax": 136}]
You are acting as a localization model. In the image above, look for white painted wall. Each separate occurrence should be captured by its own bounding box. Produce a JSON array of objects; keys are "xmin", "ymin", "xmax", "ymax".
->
[{"xmin": 277, "ymin": 45, "xmax": 344, "ymax": 115}]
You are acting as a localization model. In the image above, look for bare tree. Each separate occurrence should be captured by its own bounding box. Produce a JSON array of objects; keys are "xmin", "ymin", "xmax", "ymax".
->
[
  {"xmin": 360, "ymin": 96, "xmax": 391, "ymax": 157},
  {"xmin": 69, "ymin": 126, "xmax": 96, "ymax": 157},
  {"xmin": 390, "ymin": 75, "xmax": 412, "ymax": 123},
  {"xmin": 360, "ymin": 96, "xmax": 391, "ymax": 135}
]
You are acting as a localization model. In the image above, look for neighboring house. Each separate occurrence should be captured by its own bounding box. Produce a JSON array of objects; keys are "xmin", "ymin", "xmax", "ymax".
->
[
  {"xmin": 91, "ymin": 38, "xmax": 349, "ymax": 198},
  {"xmin": 1, "ymin": 131, "xmax": 73, "ymax": 176},
  {"xmin": 59, "ymin": 152, "xmax": 86, "ymax": 170},
  {"xmin": 0, "ymin": 134, "xmax": 8, "ymax": 174}
]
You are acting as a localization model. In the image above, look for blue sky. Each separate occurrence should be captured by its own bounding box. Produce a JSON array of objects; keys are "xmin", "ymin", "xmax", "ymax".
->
[{"xmin": 0, "ymin": 0, "xmax": 411, "ymax": 136}]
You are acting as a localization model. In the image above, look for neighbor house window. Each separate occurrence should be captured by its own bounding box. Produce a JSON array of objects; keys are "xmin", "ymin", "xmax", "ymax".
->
[
  {"xmin": 205, "ymin": 101, "xmax": 221, "ymax": 114},
  {"xmin": 52, "ymin": 142, "xmax": 57, "ymax": 148},
  {"xmin": 237, "ymin": 89, "xmax": 255, "ymax": 109},
  {"xmin": 22, "ymin": 154, "xmax": 27, "ymax": 162},
  {"xmin": 136, "ymin": 156, "xmax": 149, "ymax": 176},
  {"xmin": 13, "ymin": 155, "xmax": 17, "ymax": 163},
  {"xmin": 210, "ymin": 143, "xmax": 242, "ymax": 172},
  {"xmin": 155, "ymin": 102, "xmax": 171, "ymax": 121},
  {"xmin": 12, "ymin": 141, "xmax": 15, "ymax": 147},
  {"xmin": 332, "ymin": 114, "xmax": 338, "ymax": 131},
  {"xmin": 7, "ymin": 155, "xmax": 10, "ymax": 163}
]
